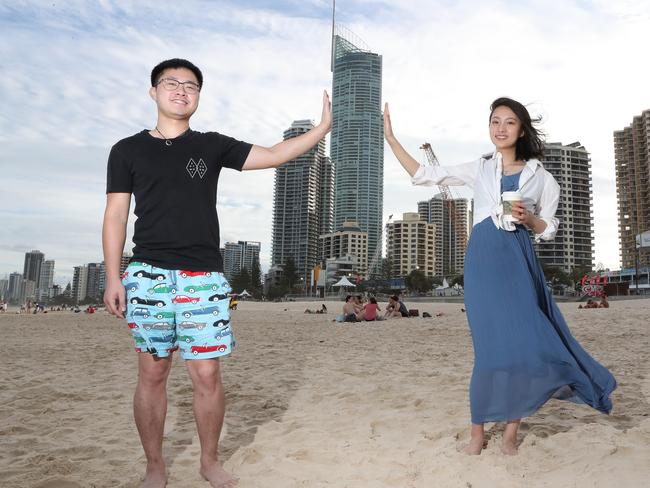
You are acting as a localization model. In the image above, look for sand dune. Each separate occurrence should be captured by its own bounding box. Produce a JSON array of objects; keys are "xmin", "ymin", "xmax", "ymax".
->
[{"xmin": 1, "ymin": 299, "xmax": 648, "ymax": 487}]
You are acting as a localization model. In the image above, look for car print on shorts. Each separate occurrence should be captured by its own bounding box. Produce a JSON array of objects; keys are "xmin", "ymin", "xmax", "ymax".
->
[
  {"xmin": 181, "ymin": 305, "xmax": 221, "ymax": 319},
  {"xmin": 148, "ymin": 283, "xmax": 178, "ymax": 295},
  {"xmin": 143, "ymin": 321, "xmax": 173, "ymax": 331},
  {"xmin": 134, "ymin": 335, "xmax": 146, "ymax": 345},
  {"xmin": 178, "ymin": 335, "xmax": 195, "ymax": 343},
  {"xmin": 130, "ymin": 261, "xmax": 148, "ymax": 267},
  {"xmin": 130, "ymin": 297, "xmax": 166, "ymax": 307},
  {"xmin": 212, "ymin": 319, "xmax": 230, "ymax": 328},
  {"xmin": 184, "ymin": 283, "xmax": 219, "ymax": 294},
  {"xmin": 191, "ymin": 344, "xmax": 227, "ymax": 355},
  {"xmin": 127, "ymin": 322, "xmax": 139, "ymax": 329},
  {"xmin": 172, "ymin": 295, "xmax": 200, "ymax": 304},
  {"xmin": 131, "ymin": 307, "xmax": 151, "ymax": 318},
  {"xmin": 153, "ymin": 311, "xmax": 175, "ymax": 320},
  {"xmin": 133, "ymin": 269, "xmax": 165, "ymax": 281},
  {"xmin": 208, "ymin": 293, "xmax": 229, "ymax": 302},
  {"xmin": 214, "ymin": 327, "xmax": 232, "ymax": 340},
  {"xmin": 150, "ymin": 335, "xmax": 174, "ymax": 344},
  {"xmin": 178, "ymin": 321, "xmax": 207, "ymax": 331},
  {"xmin": 179, "ymin": 270, "xmax": 212, "ymax": 278},
  {"xmin": 124, "ymin": 281, "xmax": 139, "ymax": 292}
]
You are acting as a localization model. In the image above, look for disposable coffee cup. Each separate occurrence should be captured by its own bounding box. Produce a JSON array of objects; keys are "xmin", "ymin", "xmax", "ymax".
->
[{"xmin": 502, "ymin": 191, "xmax": 522, "ymax": 222}]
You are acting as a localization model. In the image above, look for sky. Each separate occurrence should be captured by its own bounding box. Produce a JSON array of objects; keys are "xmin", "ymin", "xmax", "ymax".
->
[{"xmin": 1, "ymin": 0, "xmax": 649, "ymax": 286}]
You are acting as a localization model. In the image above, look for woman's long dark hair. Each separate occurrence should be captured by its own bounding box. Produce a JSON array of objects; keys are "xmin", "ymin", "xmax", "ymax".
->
[{"xmin": 489, "ymin": 97, "xmax": 544, "ymax": 161}]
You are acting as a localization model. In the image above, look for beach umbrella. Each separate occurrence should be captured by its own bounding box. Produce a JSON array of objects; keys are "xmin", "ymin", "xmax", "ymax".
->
[{"xmin": 239, "ymin": 289, "xmax": 252, "ymax": 297}]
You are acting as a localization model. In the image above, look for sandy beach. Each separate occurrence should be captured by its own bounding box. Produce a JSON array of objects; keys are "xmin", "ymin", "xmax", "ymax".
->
[{"xmin": 1, "ymin": 298, "xmax": 649, "ymax": 488}]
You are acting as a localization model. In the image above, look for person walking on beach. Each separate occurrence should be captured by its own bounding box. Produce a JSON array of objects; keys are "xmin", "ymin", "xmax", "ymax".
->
[
  {"xmin": 384, "ymin": 97, "xmax": 616, "ymax": 455},
  {"xmin": 103, "ymin": 58, "xmax": 331, "ymax": 488}
]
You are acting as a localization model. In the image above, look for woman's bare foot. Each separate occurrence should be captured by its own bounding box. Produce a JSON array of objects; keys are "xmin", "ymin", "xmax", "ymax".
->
[
  {"xmin": 200, "ymin": 461, "xmax": 238, "ymax": 488},
  {"xmin": 501, "ymin": 438, "xmax": 518, "ymax": 455},
  {"xmin": 463, "ymin": 435, "xmax": 484, "ymax": 455},
  {"xmin": 501, "ymin": 419, "xmax": 520, "ymax": 455},
  {"xmin": 142, "ymin": 463, "xmax": 167, "ymax": 488}
]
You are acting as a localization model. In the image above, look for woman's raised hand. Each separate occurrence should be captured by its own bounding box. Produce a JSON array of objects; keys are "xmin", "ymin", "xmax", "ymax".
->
[{"xmin": 384, "ymin": 102, "xmax": 396, "ymax": 144}]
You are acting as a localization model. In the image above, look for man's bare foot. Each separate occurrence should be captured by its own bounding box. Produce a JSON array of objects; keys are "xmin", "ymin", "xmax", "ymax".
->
[
  {"xmin": 142, "ymin": 463, "xmax": 167, "ymax": 488},
  {"xmin": 462, "ymin": 436, "xmax": 484, "ymax": 455},
  {"xmin": 501, "ymin": 438, "xmax": 518, "ymax": 455},
  {"xmin": 200, "ymin": 461, "xmax": 238, "ymax": 488}
]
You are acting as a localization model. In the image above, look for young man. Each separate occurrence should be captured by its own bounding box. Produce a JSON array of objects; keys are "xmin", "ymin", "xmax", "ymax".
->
[{"xmin": 103, "ymin": 58, "xmax": 331, "ymax": 488}]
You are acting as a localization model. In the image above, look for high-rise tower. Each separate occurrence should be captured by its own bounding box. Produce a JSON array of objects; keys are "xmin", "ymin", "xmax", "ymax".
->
[
  {"xmin": 614, "ymin": 110, "xmax": 650, "ymax": 269},
  {"xmin": 23, "ymin": 250, "xmax": 44, "ymax": 289},
  {"xmin": 271, "ymin": 120, "xmax": 331, "ymax": 286},
  {"xmin": 331, "ymin": 23, "xmax": 383, "ymax": 273},
  {"xmin": 537, "ymin": 142, "xmax": 594, "ymax": 272}
]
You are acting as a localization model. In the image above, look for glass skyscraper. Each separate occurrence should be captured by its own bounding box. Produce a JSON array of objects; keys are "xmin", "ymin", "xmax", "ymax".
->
[{"xmin": 331, "ymin": 27, "xmax": 383, "ymax": 273}]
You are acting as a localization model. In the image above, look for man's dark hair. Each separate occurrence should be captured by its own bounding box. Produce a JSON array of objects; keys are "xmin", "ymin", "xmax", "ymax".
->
[
  {"xmin": 151, "ymin": 58, "xmax": 203, "ymax": 88},
  {"xmin": 345, "ymin": 295, "xmax": 352, "ymax": 302},
  {"xmin": 489, "ymin": 97, "xmax": 544, "ymax": 161}
]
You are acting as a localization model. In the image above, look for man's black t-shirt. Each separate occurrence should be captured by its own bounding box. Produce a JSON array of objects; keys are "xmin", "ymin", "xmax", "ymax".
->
[{"xmin": 106, "ymin": 129, "xmax": 252, "ymax": 272}]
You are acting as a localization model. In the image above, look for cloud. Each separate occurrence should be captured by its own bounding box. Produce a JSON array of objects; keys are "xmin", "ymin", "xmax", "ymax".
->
[{"xmin": 2, "ymin": 0, "xmax": 649, "ymax": 284}]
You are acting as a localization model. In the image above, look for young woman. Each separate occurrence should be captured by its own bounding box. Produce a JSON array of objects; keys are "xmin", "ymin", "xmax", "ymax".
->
[
  {"xmin": 384, "ymin": 97, "xmax": 616, "ymax": 455},
  {"xmin": 357, "ymin": 296, "xmax": 381, "ymax": 321}
]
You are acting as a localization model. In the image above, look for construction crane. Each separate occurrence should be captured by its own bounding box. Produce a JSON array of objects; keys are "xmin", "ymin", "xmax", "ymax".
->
[{"xmin": 420, "ymin": 143, "xmax": 468, "ymax": 278}]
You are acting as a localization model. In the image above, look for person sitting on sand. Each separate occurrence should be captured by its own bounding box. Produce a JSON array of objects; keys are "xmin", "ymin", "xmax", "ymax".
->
[
  {"xmin": 599, "ymin": 295, "xmax": 609, "ymax": 308},
  {"xmin": 342, "ymin": 295, "xmax": 359, "ymax": 322},
  {"xmin": 229, "ymin": 295, "xmax": 238, "ymax": 310},
  {"xmin": 305, "ymin": 304, "xmax": 328, "ymax": 314},
  {"xmin": 385, "ymin": 295, "xmax": 409, "ymax": 319},
  {"xmin": 357, "ymin": 296, "xmax": 381, "ymax": 321},
  {"xmin": 579, "ymin": 299, "xmax": 600, "ymax": 309}
]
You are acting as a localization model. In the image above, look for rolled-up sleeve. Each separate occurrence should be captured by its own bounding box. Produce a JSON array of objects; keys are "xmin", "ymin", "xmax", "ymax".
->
[
  {"xmin": 534, "ymin": 173, "xmax": 561, "ymax": 242},
  {"xmin": 411, "ymin": 159, "xmax": 479, "ymax": 188}
]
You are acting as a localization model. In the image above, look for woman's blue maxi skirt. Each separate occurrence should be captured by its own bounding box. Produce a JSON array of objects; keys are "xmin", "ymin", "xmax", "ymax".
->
[{"xmin": 463, "ymin": 176, "xmax": 616, "ymax": 424}]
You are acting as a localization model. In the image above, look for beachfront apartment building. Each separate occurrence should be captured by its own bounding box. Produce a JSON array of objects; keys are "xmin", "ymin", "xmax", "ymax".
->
[
  {"xmin": 223, "ymin": 241, "xmax": 261, "ymax": 281},
  {"xmin": 72, "ymin": 265, "xmax": 88, "ymax": 304},
  {"xmin": 85, "ymin": 262, "xmax": 105, "ymax": 301},
  {"xmin": 271, "ymin": 120, "xmax": 332, "ymax": 288},
  {"xmin": 614, "ymin": 109, "xmax": 650, "ymax": 270},
  {"xmin": 23, "ymin": 250, "xmax": 44, "ymax": 289},
  {"xmin": 319, "ymin": 220, "xmax": 368, "ymax": 278},
  {"xmin": 386, "ymin": 213, "xmax": 436, "ymax": 278},
  {"xmin": 536, "ymin": 142, "xmax": 594, "ymax": 273},
  {"xmin": 120, "ymin": 252, "xmax": 132, "ymax": 276},
  {"xmin": 331, "ymin": 26, "xmax": 384, "ymax": 275},
  {"xmin": 37, "ymin": 260, "xmax": 55, "ymax": 300},
  {"xmin": 417, "ymin": 195, "xmax": 472, "ymax": 278}
]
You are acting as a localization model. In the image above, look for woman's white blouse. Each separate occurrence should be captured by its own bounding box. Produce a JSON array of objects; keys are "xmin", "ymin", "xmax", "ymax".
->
[{"xmin": 410, "ymin": 152, "xmax": 560, "ymax": 242}]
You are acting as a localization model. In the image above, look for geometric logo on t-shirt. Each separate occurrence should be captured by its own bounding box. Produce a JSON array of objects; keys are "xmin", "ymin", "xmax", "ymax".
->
[{"xmin": 186, "ymin": 158, "xmax": 208, "ymax": 179}]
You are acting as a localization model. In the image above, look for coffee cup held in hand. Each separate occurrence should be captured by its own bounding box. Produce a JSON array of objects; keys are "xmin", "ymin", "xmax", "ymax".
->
[{"xmin": 502, "ymin": 191, "xmax": 523, "ymax": 222}]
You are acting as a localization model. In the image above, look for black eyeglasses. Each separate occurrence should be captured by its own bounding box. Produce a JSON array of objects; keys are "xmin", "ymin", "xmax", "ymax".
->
[{"xmin": 155, "ymin": 78, "xmax": 201, "ymax": 94}]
